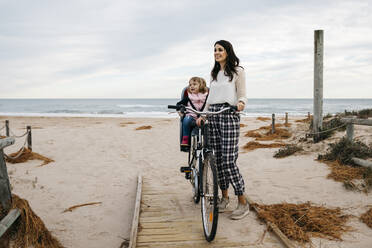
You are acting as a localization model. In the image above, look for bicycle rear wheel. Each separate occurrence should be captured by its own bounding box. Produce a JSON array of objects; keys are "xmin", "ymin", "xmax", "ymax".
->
[{"xmin": 200, "ymin": 153, "xmax": 218, "ymax": 242}]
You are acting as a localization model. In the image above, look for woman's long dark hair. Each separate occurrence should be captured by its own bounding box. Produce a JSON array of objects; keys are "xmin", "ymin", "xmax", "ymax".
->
[{"xmin": 211, "ymin": 40, "xmax": 241, "ymax": 82}]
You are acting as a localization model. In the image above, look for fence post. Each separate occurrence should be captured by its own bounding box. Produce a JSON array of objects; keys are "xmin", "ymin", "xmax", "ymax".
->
[
  {"xmin": 313, "ymin": 30, "xmax": 324, "ymax": 142},
  {"xmin": 27, "ymin": 126, "xmax": 32, "ymax": 151},
  {"xmin": 5, "ymin": 121, "xmax": 9, "ymax": 137},
  {"xmin": 346, "ymin": 123, "xmax": 354, "ymax": 141},
  {"xmin": 308, "ymin": 112, "xmax": 311, "ymax": 120},
  {"xmin": 0, "ymin": 138, "xmax": 15, "ymax": 212},
  {"xmin": 285, "ymin": 112, "xmax": 288, "ymax": 125},
  {"xmin": 272, "ymin": 114, "xmax": 275, "ymax": 134}
]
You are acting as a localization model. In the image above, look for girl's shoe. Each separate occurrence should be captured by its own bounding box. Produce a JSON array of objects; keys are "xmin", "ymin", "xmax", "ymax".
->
[{"xmin": 181, "ymin": 136, "xmax": 189, "ymax": 146}]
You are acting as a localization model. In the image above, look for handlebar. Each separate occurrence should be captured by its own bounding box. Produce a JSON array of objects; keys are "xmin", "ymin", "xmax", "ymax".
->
[{"xmin": 168, "ymin": 104, "xmax": 238, "ymax": 116}]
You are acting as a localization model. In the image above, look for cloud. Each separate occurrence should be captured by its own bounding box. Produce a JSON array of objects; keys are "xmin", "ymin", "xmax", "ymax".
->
[{"xmin": 0, "ymin": 0, "xmax": 371, "ymax": 98}]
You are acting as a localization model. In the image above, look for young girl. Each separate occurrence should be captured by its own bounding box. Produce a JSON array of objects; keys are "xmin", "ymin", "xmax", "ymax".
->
[{"xmin": 177, "ymin": 77, "xmax": 208, "ymax": 146}]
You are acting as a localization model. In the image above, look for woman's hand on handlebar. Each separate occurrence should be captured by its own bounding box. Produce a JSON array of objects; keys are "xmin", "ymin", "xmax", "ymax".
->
[
  {"xmin": 196, "ymin": 116, "xmax": 205, "ymax": 127},
  {"xmin": 237, "ymin": 101, "xmax": 245, "ymax": 111}
]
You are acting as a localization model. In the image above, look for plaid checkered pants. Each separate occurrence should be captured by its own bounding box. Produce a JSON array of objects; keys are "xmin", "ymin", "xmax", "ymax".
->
[{"xmin": 208, "ymin": 104, "xmax": 245, "ymax": 196}]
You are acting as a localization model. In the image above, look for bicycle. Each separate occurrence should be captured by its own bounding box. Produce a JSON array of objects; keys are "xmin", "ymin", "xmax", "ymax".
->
[{"xmin": 168, "ymin": 104, "xmax": 237, "ymax": 242}]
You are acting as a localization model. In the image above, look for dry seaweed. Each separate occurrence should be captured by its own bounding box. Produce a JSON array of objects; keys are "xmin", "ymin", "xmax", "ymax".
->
[
  {"xmin": 360, "ymin": 208, "xmax": 372, "ymax": 229},
  {"xmin": 5, "ymin": 148, "xmax": 54, "ymax": 166},
  {"xmin": 254, "ymin": 202, "xmax": 351, "ymax": 243},
  {"xmin": 245, "ymin": 124, "xmax": 291, "ymax": 141},
  {"xmin": 245, "ymin": 130, "xmax": 262, "ymax": 138},
  {"xmin": 62, "ymin": 202, "xmax": 102, "ymax": 213},
  {"xmin": 1, "ymin": 194, "xmax": 64, "ymax": 248},
  {"xmin": 256, "ymin": 128, "xmax": 291, "ymax": 141},
  {"xmin": 243, "ymin": 141, "xmax": 285, "ymax": 151},
  {"xmin": 256, "ymin": 117, "xmax": 271, "ymax": 121},
  {"xmin": 239, "ymin": 123, "xmax": 246, "ymax": 128},
  {"xmin": 295, "ymin": 116, "xmax": 312, "ymax": 123},
  {"xmin": 323, "ymin": 161, "xmax": 365, "ymax": 182},
  {"xmin": 274, "ymin": 145, "xmax": 303, "ymax": 158},
  {"xmin": 135, "ymin": 125, "xmax": 152, "ymax": 130}
]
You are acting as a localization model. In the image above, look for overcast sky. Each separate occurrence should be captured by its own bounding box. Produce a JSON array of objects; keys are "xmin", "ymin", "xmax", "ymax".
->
[{"xmin": 0, "ymin": 0, "xmax": 371, "ymax": 99}]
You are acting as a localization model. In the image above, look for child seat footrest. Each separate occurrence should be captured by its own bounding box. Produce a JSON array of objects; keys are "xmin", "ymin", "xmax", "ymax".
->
[{"xmin": 180, "ymin": 166, "xmax": 192, "ymax": 173}]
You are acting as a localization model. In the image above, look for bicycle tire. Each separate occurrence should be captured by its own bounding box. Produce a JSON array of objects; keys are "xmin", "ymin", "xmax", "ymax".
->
[{"xmin": 200, "ymin": 153, "xmax": 218, "ymax": 242}]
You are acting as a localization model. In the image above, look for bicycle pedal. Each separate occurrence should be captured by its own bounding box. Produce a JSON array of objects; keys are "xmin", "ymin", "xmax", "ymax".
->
[
  {"xmin": 180, "ymin": 166, "xmax": 192, "ymax": 173},
  {"xmin": 185, "ymin": 172, "xmax": 191, "ymax": 180}
]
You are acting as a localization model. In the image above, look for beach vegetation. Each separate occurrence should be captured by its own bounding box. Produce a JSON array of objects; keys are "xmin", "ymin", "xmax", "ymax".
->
[
  {"xmin": 274, "ymin": 144, "xmax": 303, "ymax": 158},
  {"xmin": 339, "ymin": 108, "xmax": 372, "ymax": 119},
  {"xmin": 318, "ymin": 137, "xmax": 372, "ymax": 191},
  {"xmin": 310, "ymin": 117, "xmax": 346, "ymax": 141},
  {"xmin": 318, "ymin": 137, "xmax": 372, "ymax": 165}
]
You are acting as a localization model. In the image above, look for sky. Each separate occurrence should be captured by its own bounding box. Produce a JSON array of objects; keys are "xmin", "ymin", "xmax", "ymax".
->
[{"xmin": 0, "ymin": 0, "xmax": 371, "ymax": 99}]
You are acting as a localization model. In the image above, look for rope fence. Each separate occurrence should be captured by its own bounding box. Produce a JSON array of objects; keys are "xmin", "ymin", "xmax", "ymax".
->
[{"xmin": 1, "ymin": 120, "xmax": 32, "ymax": 159}]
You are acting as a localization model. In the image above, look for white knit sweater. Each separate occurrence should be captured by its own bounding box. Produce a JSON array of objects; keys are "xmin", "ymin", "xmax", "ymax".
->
[{"xmin": 206, "ymin": 67, "xmax": 247, "ymax": 108}]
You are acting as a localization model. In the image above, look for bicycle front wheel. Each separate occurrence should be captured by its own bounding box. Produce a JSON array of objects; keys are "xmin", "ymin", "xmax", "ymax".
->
[{"xmin": 200, "ymin": 153, "xmax": 218, "ymax": 242}]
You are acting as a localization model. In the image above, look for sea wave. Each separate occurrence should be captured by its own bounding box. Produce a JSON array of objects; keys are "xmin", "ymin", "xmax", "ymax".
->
[{"xmin": 117, "ymin": 104, "xmax": 165, "ymax": 108}]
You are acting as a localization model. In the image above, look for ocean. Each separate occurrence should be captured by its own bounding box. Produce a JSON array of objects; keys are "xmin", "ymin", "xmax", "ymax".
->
[{"xmin": 0, "ymin": 98, "xmax": 371, "ymax": 118}]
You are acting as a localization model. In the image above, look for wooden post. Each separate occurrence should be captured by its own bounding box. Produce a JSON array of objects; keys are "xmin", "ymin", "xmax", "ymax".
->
[
  {"xmin": 27, "ymin": 126, "xmax": 32, "ymax": 151},
  {"xmin": 307, "ymin": 112, "xmax": 311, "ymax": 120},
  {"xmin": 5, "ymin": 121, "xmax": 9, "ymax": 137},
  {"xmin": 271, "ymin": 114, "xmax": 275, "ymax": 134},
  {"xmin": 346, "ymin": 123, "xmax": 354, "ymax": 141},
  {"xmin": 285, "ymin": 112, "xmax": 288, "ymax": 125},
  {"xmin": 0, "ymin": 138, "xmax": 15, "ymax": 212},
  {"xmin": 313, "ymin": 30, "xmax": 324, "ymax": 142}
]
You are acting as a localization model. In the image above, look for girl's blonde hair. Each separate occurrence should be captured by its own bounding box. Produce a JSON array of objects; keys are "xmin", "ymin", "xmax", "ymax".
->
[{"xmin": 188, "ymin": 77, "xmax": 208, "ymax": 94}]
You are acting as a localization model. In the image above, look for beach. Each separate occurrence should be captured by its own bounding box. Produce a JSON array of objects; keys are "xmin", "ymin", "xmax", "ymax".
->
[{"xmin": 1, "ymin": 115, "xmax": 372, "ymax": 248}]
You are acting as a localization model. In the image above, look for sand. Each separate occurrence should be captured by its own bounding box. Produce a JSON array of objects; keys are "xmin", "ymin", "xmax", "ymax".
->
[{"xmin": 1, "ymin": 115, "xmax": 372, "ymax": 248}]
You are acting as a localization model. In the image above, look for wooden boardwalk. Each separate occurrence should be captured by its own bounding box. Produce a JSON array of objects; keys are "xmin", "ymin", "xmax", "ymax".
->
[{"xmin": 134, "ymin": 177, "xmax": 264, "ymax": 248}]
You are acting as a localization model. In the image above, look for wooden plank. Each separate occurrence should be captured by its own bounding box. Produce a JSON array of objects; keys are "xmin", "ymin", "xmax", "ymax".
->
[
  {"xmin": 137, "ymin": 233, "xmax": 207, "ymax": 243},
  {"xmin": 0, "ymin": 208, "xmax": 21, "ymax": 237},
  {"xmin": 246, "ymin": 196, "xmax": 296, "ymax": 248},
  {"xmin": 137, "ymin": 240, "xmax": 252, "ymax": 248},
  {"xmin": 341, "ymin": 118, "xmax": 372, "ymax": 126},
  {"xmin": 352, "ymin": 157, "xmax": 372, "ymax": 168},
  {"xmin": 0, "ymin": 138, "xmax": 15, "ymax": 150},
  {"xmin": 140, "ymin": 221, "xmax": 199, "ymax": 228},
  {"xmin": 128, "ymin": 174, "xmax": 142, "ymax": 248}
]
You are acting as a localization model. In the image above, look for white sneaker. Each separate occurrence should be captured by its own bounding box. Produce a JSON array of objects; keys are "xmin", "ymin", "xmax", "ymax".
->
[
  {"xmin": 218, "ymin": 197, "xmax": 229, "ymax": 213},
  {"xmin": 230, "ymin": 201, "xmax": 250, "ymax": 220}
]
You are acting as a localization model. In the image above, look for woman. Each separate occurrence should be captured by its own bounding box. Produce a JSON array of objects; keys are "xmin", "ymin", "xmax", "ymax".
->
[{"xmin": 199, "ymin": 40, "xmax": 248, "ymax": 220}]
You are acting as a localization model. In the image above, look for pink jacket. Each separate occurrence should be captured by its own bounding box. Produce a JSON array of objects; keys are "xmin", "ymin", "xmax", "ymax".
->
[{"xmin": 187, "ymin": 92, "xmax": 208, "ymax": 119}]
